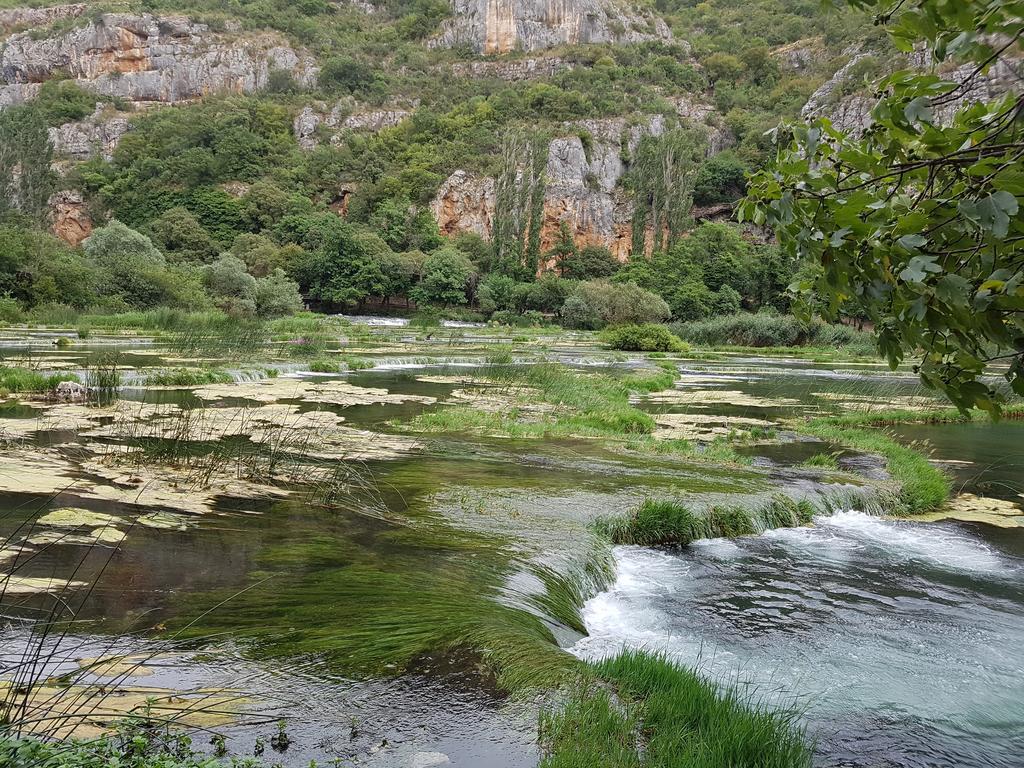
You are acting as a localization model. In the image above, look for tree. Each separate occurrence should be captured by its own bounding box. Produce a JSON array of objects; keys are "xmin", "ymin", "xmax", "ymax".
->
[
  {"xmin": 84, "ymin": 221, "xmax": 170, "ymax": 308},
  {"xmin": 411, "ymin": 247, "xmax": 475, "ymax": 307},
  {"xmin": 562, "ymin": 280, "xmax": 671, "ymax": 329},
  {"xmin": 742, "ymin": 0, "xmax": 1023, "ymax": 412},
  {"xmin": 630, "ymin": 127, "xmax": 705, "ymax": 254},
  {"xmin": 204, "ymin": 255, "xmax": 257, "ymax": 316},
  {"xmin": 0, "ymin": 105, "xmax": 55, "ymax": 225},
  {"xmin": 255, "ymin": 269, "xmax": 304, "ymax": 318},
  {"xmin": 147, "ymin": 207, "xmax": 220, "ymax": 263},
  {"xmin": 493, "ymin": 129, "xmax": 548, "ymax": 277},
  {"xmin": 319, "ymin": 56, "xmax": 377, "ymax": 95}
]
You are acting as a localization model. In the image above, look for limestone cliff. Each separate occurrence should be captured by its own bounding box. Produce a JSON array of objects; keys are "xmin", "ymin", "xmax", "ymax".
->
[
  {"xmin": 432, "ymin": 113, "xmax": 713, "ymax": 260},
  {"xmin": 0, "ymin": 13, "xmax": 317, "ymax": 104},
  {"xmin": 430, "ymin": 0, "xmax": 670, "ymax": 54},
  {"xmin": 49, "ymin": 104, "xmax": 132, "ymax": 162}
]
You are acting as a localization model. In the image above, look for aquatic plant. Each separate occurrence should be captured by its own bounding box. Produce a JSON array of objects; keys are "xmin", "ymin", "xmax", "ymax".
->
[
  {"xmin": 596, "ymin": 496, "xmax": 816, "ymax": 546},
  {"xmin": 402, "ymin": 361, "xmax": 676, "ymax": 439},
  {"xmin": 795, "ymin": 420, "xmax": 951, "ymax": 514},
  {"xmin": 0, "ymin": 721, "xmax": 268, "ymax": 768},
  {"xmin": 800, "ymin": 452, "xmax": 841, "ymax": 470},
  {"xmin": 308, "ymin": 358, "xmax": 341, "ymax": 373},
  {"xmin": 84, "ymin": 352, "xmax": 122, "ymax": 404},
  {"xmin": 144, "ymin": 368, "xmax": 234, "ymax": 387},
  {"xmin": 540, "ymin": 649, "xmax": 811, "ymax": 768},
  {"xmin": 0, "ymin": 366, "xmax": 78, "ymax": 395}
]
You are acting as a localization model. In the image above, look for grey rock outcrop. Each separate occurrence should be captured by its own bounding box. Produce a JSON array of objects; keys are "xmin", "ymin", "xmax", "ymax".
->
[
  {"xmin": 293, "ymin": 101, "xmax": 412, "ymax": 149},
  {"xmin": 430, "ymin": 0, "xmax": 671, "ymax": 54},
  {"xmin": 49, "ymin": 104, "xmax": 131, "ymax": 161},
  {"xmin": 0, "ymin": 81, "xmax": 39, "ymax": 107},
  {"xmin": 0, "ymin": 13, "xmax": 317, "ymax": 104},
  {"xmin": 0, "ymin": 3, "xmax": 86, "ymax": 33},
  {"xmin": 448, "ymin": 56, "xmax": 574, "ymax": 80}
]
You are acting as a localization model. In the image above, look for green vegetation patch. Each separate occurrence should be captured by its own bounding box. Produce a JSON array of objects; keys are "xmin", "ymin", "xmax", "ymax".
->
[
  {"xmin": 795, "ymin": 419, "xmax": 950, "ymax": 514},
  {"xmin": 599, "ymin": 323, "xmax": 689, "ymax": 353},
  {"xmin": 145, "ymin": 367, "xmax": 234, "ymax": 387},
  {"xmin": 540, "ymin": 650, "xmax": 811, "ymax": 768},
  {"xmin": 402, "ymin": 361, "xmax": 677, "ymax": 438},
  {"xmin": 0, "ymin": 366, "xmax": 77, "ymax": 395},
  {"xmin": 595, "ymin": 496, "xmax": 815, "ymax": 546}
]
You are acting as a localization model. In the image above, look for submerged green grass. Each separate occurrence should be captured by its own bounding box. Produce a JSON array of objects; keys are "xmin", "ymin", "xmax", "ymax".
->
[
  {"xmin": 540, "ymin": 649, "xmax": 812, "ymax": 768},
  {"xmin": 402, "ymin": 361, "xmax": 677, "ymax": 438}
]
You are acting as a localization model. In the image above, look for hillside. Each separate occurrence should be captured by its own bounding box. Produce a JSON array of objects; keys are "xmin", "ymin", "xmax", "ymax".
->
[{"xmin": 0, "ymin": 0, "xmax": 901, "ymax": 321}]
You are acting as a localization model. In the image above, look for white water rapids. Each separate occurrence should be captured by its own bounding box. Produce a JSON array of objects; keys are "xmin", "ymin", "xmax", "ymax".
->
[{"xmin": 570, "ymin": 511, "xmax": 1024, "ymax": 767}]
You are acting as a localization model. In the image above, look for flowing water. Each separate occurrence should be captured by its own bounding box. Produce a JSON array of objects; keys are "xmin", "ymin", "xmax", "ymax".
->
[
  {"xmin": 2, "ymin": 332, "xmax": 1022, "ymax": 766},
  {"xmin": 572, "ymin": 359, "xmax": 1024, "ymax": 768}
]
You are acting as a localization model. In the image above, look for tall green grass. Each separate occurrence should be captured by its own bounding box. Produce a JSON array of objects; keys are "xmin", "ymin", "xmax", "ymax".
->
[
  {"xmin": 595, "ymin": 496, "xmax": 816, "ymax": 546},
  {"xmin": 671, "ymin": 312, "xmax": 874, "ymax": 355},
  {"xmin": 144, "ymin": 368, "xmax": 234, "ymax": 386},
  {"xmin": 795, "ymin": 421, "xmax": 950, "ymax": 514},
  {"xmin": 540, "ymin": 649, "xmax": 811, "ymax": 768},
  {"xmin": 0, "ymin": 366, "xmax": 77, "ymax": 395}
]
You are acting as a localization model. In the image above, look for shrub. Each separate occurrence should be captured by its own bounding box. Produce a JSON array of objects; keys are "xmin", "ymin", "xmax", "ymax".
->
[
  {"xmin": 561, "ymin": 280, "xmax": 670, "ymax": 329},
  {"xmin": 600, "ymin": 324, "xmax": 688, "ymax": 353},
  {"xmin": 308, "ymin": 358, "xmax": 340, "ymax": 373},
  {"xmin": 255, "ymin": 269, "xmax": 303, "ymax": 318},
  {"xmin": 670, "ymin": 312, "xmax": 876, "ymax": 351},
  {"xmin": 0, "ymin": 296, "xmax": 23, "ymax": 323}
]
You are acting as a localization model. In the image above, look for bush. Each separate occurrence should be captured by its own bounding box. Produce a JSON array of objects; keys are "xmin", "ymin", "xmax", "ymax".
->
[
  {"xmin": 0, "ymin": 296, "xmax": 24, "ymax": 323},
  {"xmin": 600, "ymin": 324, "xmax": 688, "ymax": 353},
  {"xmin": 255, "ymin": 269, "xmax": 303, "ymax": 318},
  {"xmin": 670, "ymin": 312, "xmax": 876, "ymax": 351},
  {"xmin": 561, "ymin": 280, "xmax": 670, "ymax": 329}
]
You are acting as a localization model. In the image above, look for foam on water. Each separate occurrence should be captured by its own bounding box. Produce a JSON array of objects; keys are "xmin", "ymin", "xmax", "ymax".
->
[
  {"xmin": 816, "ymin": 510, "xmax": 1010, "ymax": 574},
  {"xmin": 569, "ymin": 514, "xmax": 1024, "ymax": 767}
]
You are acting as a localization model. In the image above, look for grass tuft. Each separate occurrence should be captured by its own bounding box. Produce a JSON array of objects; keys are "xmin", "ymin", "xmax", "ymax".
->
[{"xmin": 540, "ymin": 649, "xmax": 811, "ymax": 768}]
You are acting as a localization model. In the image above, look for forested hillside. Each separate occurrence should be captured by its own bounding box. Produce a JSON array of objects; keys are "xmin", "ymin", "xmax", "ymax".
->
[{"xmin": 0, "ymin": 0, "xmax": 891, "ymax": 326}]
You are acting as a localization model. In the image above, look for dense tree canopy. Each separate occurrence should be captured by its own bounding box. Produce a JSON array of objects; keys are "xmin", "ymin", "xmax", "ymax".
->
[{"xmin": 744, "ymin": 0, "xmax": 1024, "ymax": 412}]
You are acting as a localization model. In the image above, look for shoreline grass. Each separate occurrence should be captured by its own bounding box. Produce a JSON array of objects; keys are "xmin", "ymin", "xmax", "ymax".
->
[
  {"xmin": 0, "ymin": 366, "xmax": 77, "ymax": 395},
  {"xmin": 540, "ymin": 649, "xmax": 812, "ymax": 768},
  {"xmin": 144, "ymin": 367, "xmax": 234, "ymax": 387},
  {"xmin": 793, "ymin": 420, "xmax": 951, "ymax": 514}
]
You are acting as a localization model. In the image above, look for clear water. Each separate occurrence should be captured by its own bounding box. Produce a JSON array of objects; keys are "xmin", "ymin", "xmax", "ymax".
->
[{"xmin": 3, "ymin": 337, "xmax": 1023, "ymax": 766}]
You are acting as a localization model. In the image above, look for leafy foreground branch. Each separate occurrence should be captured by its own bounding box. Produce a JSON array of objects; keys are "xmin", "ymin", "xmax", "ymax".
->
[{"xmin": 540, "ymin": 650, "xmax": 811, "ymax": 768}]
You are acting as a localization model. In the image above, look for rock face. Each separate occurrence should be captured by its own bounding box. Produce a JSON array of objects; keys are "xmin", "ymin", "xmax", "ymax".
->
[
  {"xmin": 431, "ymin": 0, "xmax": 670, "ymax": 54},
  {"xmin": 293, "ymin": 102, "xmax": 412, "ymax": 149},
  {"xmin": 50, "ymin": 189, "xmax": 92, "ymax": 246},
  {"xmin": 0, "ymin": 13, "xmax": 317, "ymax": 104},
  {"xmin": 0, "ymin": 3, "xmax": 86, "ymax": 33},
  {"xmin": 432, "ymin": 170, "xmax": 496, "ymax": 240},
  {"xmin": 49, "ymin": 104, "xmax": 132, "ymax": 161},
  {"xmin": 433, "ymin": 115, "xmax": 674, "ymax": 260},
  {"xmin": 448, "ymin": 56, "xmax": 574, "ymax": 80},
  {"xmin": 803, "ymin": 49, "xmax": 1021, "ymax": 134}
]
